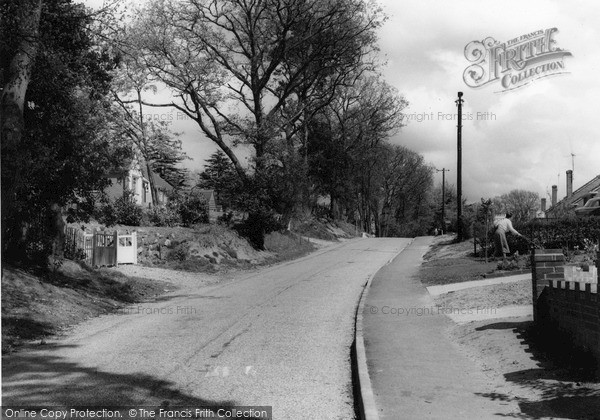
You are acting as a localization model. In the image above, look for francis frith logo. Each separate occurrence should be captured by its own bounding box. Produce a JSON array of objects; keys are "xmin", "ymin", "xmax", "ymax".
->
[{"xmin": 463, "ymin": 28, "xmax": 572, "ymax": 92}]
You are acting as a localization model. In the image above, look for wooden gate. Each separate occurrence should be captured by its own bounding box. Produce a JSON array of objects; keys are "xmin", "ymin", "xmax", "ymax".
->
[
  {"xmin": 93, "ymin": 230, "xmax": 117, "ymax": 267},
  {"xmin": 66, "ymin": 227, "xmax": 137, "ymax": 267},
  {"xmin": 117, "ymin": 231, "xmax": 137, "ymax": 264}
]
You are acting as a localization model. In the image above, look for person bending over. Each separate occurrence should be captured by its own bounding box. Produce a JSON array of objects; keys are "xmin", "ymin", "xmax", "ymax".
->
[{"xmin": 494, "ymin": 213, "xmax": 522, "ymax": 260}]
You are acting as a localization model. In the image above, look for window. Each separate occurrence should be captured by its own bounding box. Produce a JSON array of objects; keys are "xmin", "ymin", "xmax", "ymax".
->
[{"xmin": 142, "ymin": 181, "xmax": 148, "ymax": 203}]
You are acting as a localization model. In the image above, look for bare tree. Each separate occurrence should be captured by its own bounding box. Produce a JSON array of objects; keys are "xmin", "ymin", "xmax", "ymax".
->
[
  {"xmin": 497, "ymin": 189, "xmax": 540, "ymax": 224},
  {"xmin": 124, "ymin": 0, "xmax": 383, "ymax": 182},
  {"xmin": 111, "ymin": 58, "xmax": 191, "ymax": 205}
]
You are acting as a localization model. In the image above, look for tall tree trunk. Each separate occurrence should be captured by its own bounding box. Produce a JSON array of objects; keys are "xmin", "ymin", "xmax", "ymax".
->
[
  {"xmin": 1, "ymin": 0, "xmax": 43, "ymax": 258},
  {"xmin": 50, "ymin": 203, "xmax": 66, "ymax": 261},
  {"xmin": 1, "ymin": 0, "xmax": 42, "ymax": 147}
]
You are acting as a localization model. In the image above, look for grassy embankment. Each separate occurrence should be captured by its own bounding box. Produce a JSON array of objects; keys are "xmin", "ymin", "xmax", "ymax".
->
[{"xmin": 2, "ymin": 218, "xmax": 360, "ymax": 353}]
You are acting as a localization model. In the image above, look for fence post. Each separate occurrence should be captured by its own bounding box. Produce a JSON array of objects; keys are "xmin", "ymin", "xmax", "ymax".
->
[
  {"xmin": 114, "ymin": 230, "xmax": 119, "ymax": 267},
  {"xmin": 92, "ymin": 228, "xmax": 97, "ymax": 267},
  {"xmin": 133, "ymin": 231, "xmax": 138, "ymax": 264}
]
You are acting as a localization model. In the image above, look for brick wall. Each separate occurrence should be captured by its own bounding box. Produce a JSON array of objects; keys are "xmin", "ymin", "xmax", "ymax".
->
[
  {"xmin": 532, "ymin": 249, "xmax": 600, "ymax": 367},
  {"xmin": 544, "ymin": 280, "xmax": 599, "ymax": 361},
  {"xmin": 531, "ymin": 249, "xmax": 565, "ymax": 318}
]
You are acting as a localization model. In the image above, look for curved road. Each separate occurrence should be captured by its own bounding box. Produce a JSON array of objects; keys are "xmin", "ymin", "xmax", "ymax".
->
[{"xmin": 2, "ymin": 238, "xmax": 411, "ymax": 419}]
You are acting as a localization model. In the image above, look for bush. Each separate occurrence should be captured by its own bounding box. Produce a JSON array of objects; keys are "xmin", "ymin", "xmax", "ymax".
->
[
  {"xmin": 177, "ymin": 194, "xmax": 209, "ymax": 227},
  {"xmin": 146, "ymin": 206, "xmax": 181, "ymax": 227},
  {"xmin": 115, "ymin": 195, "xmax": 143, "ymax": 226},
  {"xmin": 217, "ymin": 211, "xmax": 234, "ymax": 226},
  {"xmin": 505, "ymin": 232, "xmax": 533, "ymax": 255},
  {"xmin": 96, "ymin": 191, "xmax": 143, "ymax": 227},
  {"xmin": 234, "ymin": 210, "xmax": 286, "ymax": 250},
  {"xmin": 64, "ymin": 239, "xmax": 87, "ymax": 261},
  {"xmin": 517, "ymin": 216, "xmax": 600, "ymax": 251}
]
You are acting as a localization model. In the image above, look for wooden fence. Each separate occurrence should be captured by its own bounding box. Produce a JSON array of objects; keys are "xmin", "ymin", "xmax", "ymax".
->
[{"xmin": 66, "ymin": 227, "xmax": 137, "ymax": 267}]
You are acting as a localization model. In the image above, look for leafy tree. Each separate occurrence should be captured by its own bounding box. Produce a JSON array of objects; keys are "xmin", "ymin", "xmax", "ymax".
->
[
  {"xmin": 1, "ymin": 0, "xmax": 124, "ymax": 264},
  {"xmin": 307, "ymin": 118, "xmax": 354, "ymax": 216},
  {"xmin": 0, "ymin": 0, "xmax": 42, "ymax": 148},
  {"xmin": 146, "ymin": 124, "xmax": 189, "ymax": 189},
  {"xmin": 472, "ymin": 198, "xmax": 494, "ymax": 259},
  {"xmin": 431, "ymin": 181, "xmax": 456, "ymax": 232},
  {"xmin": 378, "ymin": 145, "xmax": 434, "ymax": 237},
  {"xmin": 307, "ymin": 75, "xmax": 407, "ymax": 232},
  {"xmin": 196, "ymin": 150, "xmax": 241, "ymax": 213}
]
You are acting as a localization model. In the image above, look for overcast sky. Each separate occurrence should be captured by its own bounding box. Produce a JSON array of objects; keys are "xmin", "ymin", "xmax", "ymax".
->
[
  {"xmin": 376, "ymin": 0, "xmax": 600, "ymax": 203},
  {"xmin": 85, "ymin": 0, "xmax": 599, "ymax": 204}
]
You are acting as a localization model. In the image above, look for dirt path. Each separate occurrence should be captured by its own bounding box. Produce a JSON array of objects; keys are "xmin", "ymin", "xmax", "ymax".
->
[{"xmin": 113, "ymin": 264, "xmax": 229, "ymax": 290}]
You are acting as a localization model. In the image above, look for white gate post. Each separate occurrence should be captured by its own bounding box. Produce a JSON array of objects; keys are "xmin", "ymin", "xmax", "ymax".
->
[
  {"xmin": 114, "ymin": 230, "xmax": 119, "ymax": 267},
  {"xmin": 133, "ymin": 231, "xmax": 138, "ymax": 264}
]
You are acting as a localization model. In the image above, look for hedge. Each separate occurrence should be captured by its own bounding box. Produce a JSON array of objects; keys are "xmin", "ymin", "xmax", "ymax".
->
[{"xmin": 514, "ymin": 216, "xmax": 600, "ymax": 253}]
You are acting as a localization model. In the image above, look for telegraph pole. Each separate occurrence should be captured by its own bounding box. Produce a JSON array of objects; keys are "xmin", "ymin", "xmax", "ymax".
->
[
  {"xmin": 436, "ymin": 168, "xmax": 450, "ymax": 233},
  {"xmin": 456, "ymin": 92, "xmax": 464, "ymax": 242}
]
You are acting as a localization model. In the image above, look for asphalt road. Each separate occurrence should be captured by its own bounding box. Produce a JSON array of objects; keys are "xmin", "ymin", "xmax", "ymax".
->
[{"xmin": 2, "ymin": 237, "xmax": 411, "ymax": 419}]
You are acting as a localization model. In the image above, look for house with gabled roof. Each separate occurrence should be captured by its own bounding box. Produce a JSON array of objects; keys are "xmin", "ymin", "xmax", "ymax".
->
[
  {"xmin": 105, "ymin": 158, "xmax": 174, "ymax": 207},
  {"xmin": 195, "ymin": 189, "xmax": 223, "ymax": 221},
  {"xmin": 544, "ymin": 170, "xmax": 600, "ymax": 217}
]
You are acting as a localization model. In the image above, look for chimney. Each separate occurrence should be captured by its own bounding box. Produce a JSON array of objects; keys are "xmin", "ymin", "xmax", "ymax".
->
[
  {"xmin": 566, "ymin": 170, "xmax": 573, "ymax": 198},
  {"xmin": 541, "ymin": 198, "xmax": 546, "ymax": 212},
  {"xmin": 552, "ymin": 185, "xmax": 557, "ymax": 207}
]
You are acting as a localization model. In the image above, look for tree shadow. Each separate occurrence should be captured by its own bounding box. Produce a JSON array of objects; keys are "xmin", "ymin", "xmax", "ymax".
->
[
  {"xmin": 476, "ymin": 321, "xmax": 531, "ymax": 331},
  {"xmin": 474, "ymin": 320, "xmax": 600, "ymax": 419},
  {"xmin": 2, "ymin": 345, "xmax": 268, "ymax": 419},
  {"xmin": 2, "ymin": 318, "xmax": 57, "ymax": 341},
  {"xmin": 476, "ymin": 391, "xmax": 600, "ymax": 419}
]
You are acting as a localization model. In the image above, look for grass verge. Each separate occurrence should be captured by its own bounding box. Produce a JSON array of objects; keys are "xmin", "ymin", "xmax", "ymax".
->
[{"xmin": 1, "ymin": 260, "xmax": 169, "ymax": 354}]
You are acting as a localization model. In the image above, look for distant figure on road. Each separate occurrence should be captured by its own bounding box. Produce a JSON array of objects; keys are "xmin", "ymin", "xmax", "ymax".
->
[{"xmin": 493, "ymin": 213, "xmax": 522, "ymax": 260}]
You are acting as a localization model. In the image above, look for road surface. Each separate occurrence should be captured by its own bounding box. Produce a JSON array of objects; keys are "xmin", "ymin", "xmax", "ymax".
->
[{"xmin": 2, "ymin": 238, "xmax": 411, "ymax": 419}]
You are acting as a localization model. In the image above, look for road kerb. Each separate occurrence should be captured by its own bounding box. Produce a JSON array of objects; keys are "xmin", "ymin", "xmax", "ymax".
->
[{"xmin": 352, "ymin": 278, "xmax": 379, "ymax": 420}]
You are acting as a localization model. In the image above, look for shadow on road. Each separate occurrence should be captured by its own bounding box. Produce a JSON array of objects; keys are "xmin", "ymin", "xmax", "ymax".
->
[{"xmin": 2, "ymin": 345, "xmax": 265, "ymax": 419}]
